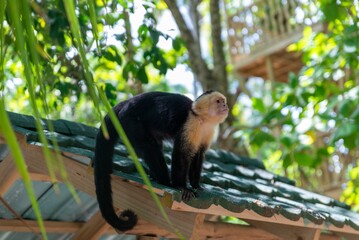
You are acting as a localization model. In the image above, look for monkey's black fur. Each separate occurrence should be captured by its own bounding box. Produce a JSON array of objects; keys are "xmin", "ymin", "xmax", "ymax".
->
[{"xmin": 94, "ymin": 92, "xmax": 198, "ymax": 232}]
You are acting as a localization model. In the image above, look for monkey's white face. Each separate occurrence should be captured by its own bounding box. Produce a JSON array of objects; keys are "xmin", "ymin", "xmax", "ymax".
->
[
  {"xmin": 212, "ymin": 94, "xmax": 229, "ymax": 123},
  {"xmin": 192, "ymin": 91, "xmax": 229, "ymax": 124}
]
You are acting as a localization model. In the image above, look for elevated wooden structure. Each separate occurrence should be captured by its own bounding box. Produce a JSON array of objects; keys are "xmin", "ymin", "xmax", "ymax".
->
[
  {"xmin": 227, "ymin": 0, "xmax": 324, "ymax": 82},
  {"xmin": 2, "ymin": 112, "xmax": 359, "ymax": 239},
  {"xmin": 1, "ymin": 134, "xmax": 359, "ymax": 239}
]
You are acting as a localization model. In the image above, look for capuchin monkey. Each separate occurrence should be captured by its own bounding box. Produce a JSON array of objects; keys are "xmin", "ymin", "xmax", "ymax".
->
[{"xmin": 94, "ymin": 90, "xmax": 229, "ymax": 232}]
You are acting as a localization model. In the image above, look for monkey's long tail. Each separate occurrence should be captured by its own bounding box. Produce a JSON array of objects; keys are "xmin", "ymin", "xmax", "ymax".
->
[{"xmin": 94, "ymin": 121, "xmax": 137, "ymax": 232}]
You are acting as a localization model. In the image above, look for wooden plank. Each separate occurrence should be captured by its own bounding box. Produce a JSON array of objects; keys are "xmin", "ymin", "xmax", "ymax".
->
[
  {"xmin": 199, "ymin": 221, "xmax": 280, "ymax": 240},
  {"xmin": 0, "ymin": 153, "xmax": 19, "ymax": 196},
  {"xmin": 21, "ymin": 142, "xmax": 200, "ymax": 239},
  {"xmin": 0, "ymin": 218, "xmax": 345, "ymax": 240},
  {"xmin": 170, "ymin": 201, "xmax": 359, "ymax": 236},
  {"xmin": 73, "ymin": 210, "xmax": 110, "ymax": 240},
  {"xmin": 265, "ymin": 56, "xmax": 275, "ymax": 82},
  {"xmin": 234, "ymin": 23, "xmax": 324, "ymax": 70},
  {"xmin": 190, "ymin": 213, "xmax": 205, "ymax": 240},
  {"xmin": 29, "ymin": 172, "xmax": 56, "ymax": 182},
  {"xmin": 248, "ymin": 221, "xmax": 321, "ymax": 240},
  {"xmin": 0, "ymin": 219, "xmax": 83, "ymax": 233}
]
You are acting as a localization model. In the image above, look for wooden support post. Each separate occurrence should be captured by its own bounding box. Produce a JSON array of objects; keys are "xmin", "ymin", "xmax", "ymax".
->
[
  {"xmin": 190, "ymin": 213, "xmax": 205, "ymax": 240},
  {"xmin": 265, "ymin": 56, "xmax": 275, "ymax": 82},
  {"xmin": 73, "ymin": 210, "xmax": 110, "ymax": 240},
  {"xmin": 247, "ymin": 221, "xmax": 321, "ymax": 240}
]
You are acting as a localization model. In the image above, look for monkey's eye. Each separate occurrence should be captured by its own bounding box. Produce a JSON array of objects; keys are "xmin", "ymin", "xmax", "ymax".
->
[{"xmin": 216, "ymin": 99, "xmax": 220, "ymax": 103}]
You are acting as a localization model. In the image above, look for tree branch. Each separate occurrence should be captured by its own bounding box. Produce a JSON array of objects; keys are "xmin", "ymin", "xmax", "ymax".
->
[
  {"xmin": 210, "ymin": 0, "xmax": 228, "ymax": 94},
  {"xmin": 163, "ymin": 0, "xmax": 214, "ymax": 89}
]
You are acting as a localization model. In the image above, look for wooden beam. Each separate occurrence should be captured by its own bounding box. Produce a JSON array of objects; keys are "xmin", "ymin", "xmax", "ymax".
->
[
  {"xmin": 199, "ymin": 221, "xmax": 280, "ymax": 240},
  {"xmin": 0, "ymin": 219, "xmax": 83, "ymax": 233},
  {"xmin": 248, "ymin": 220, "xmax": 321, "ymax": 240},
  {"xmin": 170, "ymin": 201, "xmax": 359, "ymax": 236},
  {"xmin": 265, "ymin": 56, "xmax": 275, "ymax": 82},
  {"xmin": 0, "ymin": 152, "xmax": 19, "ymax": 196},
  {"xmin": 234, "ymin": 23, "xmax": 324, "ymax": 70},
  {"xmin": 74, "ymin": 210, "xmax": 177, "ymax": 239},
  {"xmin": 29, "ymin": 172, "xmax": 56, "ymax": 182},
  {"xmin": 73, "ymin": 210, "xmax": 110, "ymax": 240},
  {"xmin": 0, "ymin": 218, "xmax": 347, "ymax": 240},
  {"xmin": 190, "ymin": 213, "xmax": 205, "ymax": 240}
]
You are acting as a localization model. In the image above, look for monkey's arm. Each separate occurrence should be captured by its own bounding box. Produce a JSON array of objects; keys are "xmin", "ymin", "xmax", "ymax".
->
[
  {"xmin": 189, "ymin": 145, "xmax": 206, "ymax": 190},
  {"xmin": 171, "ymin": 134, "xmax": 199, "ymax": 201}
]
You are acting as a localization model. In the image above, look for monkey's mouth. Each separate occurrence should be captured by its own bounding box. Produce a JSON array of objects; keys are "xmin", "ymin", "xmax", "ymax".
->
[{"xmin": 219, "ymin": 108, "xmax": 229, "ymax": 115}]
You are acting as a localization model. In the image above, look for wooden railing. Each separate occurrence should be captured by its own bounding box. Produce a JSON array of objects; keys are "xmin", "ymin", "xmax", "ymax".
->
[{"xmin": 226, "ymin": 0, "xmax": 321, "ymax": 61}]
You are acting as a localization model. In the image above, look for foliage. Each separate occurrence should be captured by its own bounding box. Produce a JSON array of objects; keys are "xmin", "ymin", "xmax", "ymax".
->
[
  {"xmin": 3, "ymin": 0, "xmax": 185, "ymax": 123},
  {"xmin": 0, "ymin": 0, "xmax": 187, "ymax": 238},
  {"xmin": 231, "ymin": 0, "xmax": 359, "ymax": 206}
]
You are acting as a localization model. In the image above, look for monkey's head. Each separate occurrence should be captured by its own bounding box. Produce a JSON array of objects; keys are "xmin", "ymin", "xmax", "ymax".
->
[{"xmin": 193, "ymin": 91, "xmax": 229, "ymax": 123}]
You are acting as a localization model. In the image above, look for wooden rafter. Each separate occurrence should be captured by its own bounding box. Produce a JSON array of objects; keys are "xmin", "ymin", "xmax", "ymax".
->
[
  {"xmin": 171, "ymin": 201, "xmax": 359, "ymax": 238},
  {"xmin": 0, "ymin": 150, "xmax": 19, "ymax": 197}
]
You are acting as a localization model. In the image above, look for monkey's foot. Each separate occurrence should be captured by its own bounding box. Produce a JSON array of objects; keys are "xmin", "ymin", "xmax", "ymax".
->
[
  {"xmin": 192, "ymin": 185, "xmax": 204, "ymax": 191},
  {"xmin": 181, "ymin": 188, "xmax": 198, "ymax": 202}
]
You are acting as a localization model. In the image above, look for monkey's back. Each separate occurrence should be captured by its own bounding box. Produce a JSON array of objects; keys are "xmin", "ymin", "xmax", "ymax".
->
[{"xmin": 113, "ymin": 92, "xmax": 193, "ymax": 140}]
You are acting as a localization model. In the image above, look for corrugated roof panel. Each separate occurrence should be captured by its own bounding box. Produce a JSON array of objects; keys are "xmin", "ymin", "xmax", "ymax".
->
[
  {"xmin": 22, "ymin": 183, "xmax": 97, "ymax": 222},
  {"xmin": 0, "ymin": 232, "xmax": 73, "ymax": 240},
  {"xmin": 0, "ymin": 180, "xmax": 52, "ymax": 219}
]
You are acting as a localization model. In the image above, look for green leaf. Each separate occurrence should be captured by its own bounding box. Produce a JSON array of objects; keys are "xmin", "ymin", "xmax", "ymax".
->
[
  {"xmin": 280, "ymin": 136, "xmax": 295, "ymax": 148},
  {"xmin": 351, "ymin": 107, "xmax": 359, "ymax": 123},
  {"xmin": 252, "ymin": 98, "xmax": 266, "ymax": 113},
  {"xmin": 338, "ymin": 99, "xmax": 353, "ymax": 117},
  {"xmin": 282, "ymin": 154, "xmax": 292, "ymax": 168},
  {"xmin": 150, "ymin": 29, "xmax": 160, "ymax": 45},
  {"xmin": 332, "ymin": 123, "xmax": 359, "ymax": 142},
  {"xmin": 321, "ymin": 3, "xmax": 347, "ymax": 22},
  {"xmin": 172, "ymin": 37, "xmax": 182, "ymax": 51},
  {"xmin": 137, "ymin": 65, "xmax": 149, "ymax": 84},
  {"xmin": 343, "ymin": 40, "xmax": 357, "ymax": 53},
  {"xmin": 250, "ymin": 130, "xmax": 275, "ymax": 146},
  {"xmin": 343, "ymin": 134, "xmax": 359, "ymax": 149},
  {"xmin": 294, "ymin": 152, "xmax": 315, "ymax": 167},
  {"xmin": 262, "ymin": 109, "xmax": 283, "ymax": 123},
  {"xmin": 102, "ymin": 45, "xmax": 122, "ymax": 65},
  {"xmin": 138, "ymin": 24, "xmax": 148, "ymax": 41},
  {"xmin": 289, "ymin": 72, "xmax": 298, "ymax": 88}
]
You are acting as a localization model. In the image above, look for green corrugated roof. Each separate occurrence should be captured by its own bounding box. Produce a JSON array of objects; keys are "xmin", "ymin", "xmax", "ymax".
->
[{"xmin": 6, "ymin": 111, "xmax": 359, "ymax": 230}]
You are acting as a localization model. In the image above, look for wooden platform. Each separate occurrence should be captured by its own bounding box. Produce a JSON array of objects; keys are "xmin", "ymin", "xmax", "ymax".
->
[{"xmin": 234, "ymin": 48, "xmax": 303, "ymax": 82}]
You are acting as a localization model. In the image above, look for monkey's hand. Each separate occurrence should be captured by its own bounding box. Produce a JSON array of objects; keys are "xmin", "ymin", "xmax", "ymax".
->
[
  {"xmin": 181, "ymin": 188, "xmax": 198, "ymax": 202},
  {"xmin": 192, "ymin": 185, "xmax": 204, "ymax": 191}
]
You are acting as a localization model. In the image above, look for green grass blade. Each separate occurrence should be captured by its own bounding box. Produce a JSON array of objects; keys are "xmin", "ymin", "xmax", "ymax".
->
[
  {"xmin": 63, "ymin": 0, "xmax": 98, "ymax": 105},
  {"xmin": 0, "ymin": 0, "xmax": 5, "ymax": 90},
  {"xmin": 0, "ymin": 100, "xmax": 48, "ymax": 240},
  {"xmin": 7, "ymin": 1, "xmax": 58, "ymax": 183},
  {"xmin": 63, "ymin": 0, "xmax": 109, "ymax": 137},
  {"xmin": 88, "ymin": 0, "xmax": 100, "ymax": 52},
  {"xmin": 21, "ymin": 0, "xmax": 79, "ymax": 199},
  {"xmin": 97, "ymin": 87, "xmax": 184, "ymax": 239}
]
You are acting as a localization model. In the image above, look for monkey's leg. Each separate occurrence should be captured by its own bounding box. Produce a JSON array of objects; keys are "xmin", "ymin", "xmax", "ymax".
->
[
  {"xmin": 171, "ymin": 139, "xmax": 197, "ymax": 201},
  {"xmin": 140, "ymin": 139, "xmax": 171, "ymax": 186},
  {"xmin": 120, "ymin": 118, "xmax": 170, "ymax": 185},
  {"xmin": 189, "ymin": 146, "xmax": 206, "ymax": 190}
]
